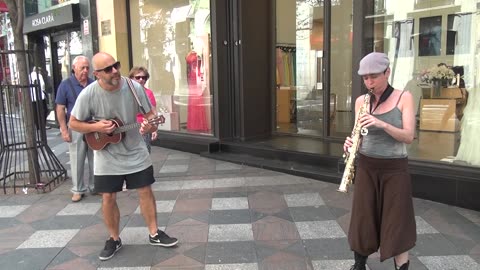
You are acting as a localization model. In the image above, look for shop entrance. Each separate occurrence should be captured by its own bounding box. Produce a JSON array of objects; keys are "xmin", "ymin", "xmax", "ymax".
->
[
  {"xmin": 274, "ymin": 0, "xmax": 354, "ymax": 139},
  {"xmin": 45, "ymin": 30, "xmax": 82, "ymax": 125}
]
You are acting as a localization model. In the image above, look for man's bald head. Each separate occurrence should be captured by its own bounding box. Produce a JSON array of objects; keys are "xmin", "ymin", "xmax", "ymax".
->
[
  {"xmin": 92, "ymin": 52, "xmax": 122, "ymax": 90},
  {"xmin": 92, "ymin": 52, "xmax": 115, "ymax": 71}
]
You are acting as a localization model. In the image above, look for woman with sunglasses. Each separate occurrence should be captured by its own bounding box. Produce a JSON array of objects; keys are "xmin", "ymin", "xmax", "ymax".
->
[{"xmin": 128, "ymin": 67, "xmax": 157, "ymax": 153}]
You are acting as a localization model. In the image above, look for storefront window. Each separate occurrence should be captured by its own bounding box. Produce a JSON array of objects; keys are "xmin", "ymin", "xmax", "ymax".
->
[
  {"xmin": 129, "ymin": 0, "xmax": 213, "ymax": 135},
  {"xmin": 371, "ymin": 0, "xmax": 480, "ymax": 167},
  {"xmin": 275, "ymin": 0, "xmax": 353, "ymax": 137}
]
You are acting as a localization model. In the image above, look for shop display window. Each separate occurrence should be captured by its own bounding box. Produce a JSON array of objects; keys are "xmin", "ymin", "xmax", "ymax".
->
[
  {"xmin": 275, "ymin": 0, "xmax": 353, "ymax": 137},
  {"xmin": 372, "ymin": 0, "xmax": 480, "ymax": 168},
  {"xmin": 129, "ymin": 0, "xmax": 213, "ymax": 135}
]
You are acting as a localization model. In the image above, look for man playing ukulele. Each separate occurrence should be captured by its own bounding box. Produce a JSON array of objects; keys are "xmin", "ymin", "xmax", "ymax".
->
[{"xmin": 69, "ymin": 52, "xmax": 178, "ymax": 261}]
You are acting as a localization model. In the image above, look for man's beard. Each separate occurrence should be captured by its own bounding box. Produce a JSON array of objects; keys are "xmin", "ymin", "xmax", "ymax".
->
[{"xmin": 103, "ymin": 75, "xmax": 120, "ymax": 87}]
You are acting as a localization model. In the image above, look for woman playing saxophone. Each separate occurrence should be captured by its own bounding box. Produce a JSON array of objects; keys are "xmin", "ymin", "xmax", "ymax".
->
[{"xmin": 342, "ymin": 52, "xmax": 416, "ymax": 270}]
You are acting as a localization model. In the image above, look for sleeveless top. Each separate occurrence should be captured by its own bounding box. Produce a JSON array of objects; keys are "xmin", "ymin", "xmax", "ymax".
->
[{"xmin": 359, "ymin": 91, "xmax": 408, "ymax": 159}]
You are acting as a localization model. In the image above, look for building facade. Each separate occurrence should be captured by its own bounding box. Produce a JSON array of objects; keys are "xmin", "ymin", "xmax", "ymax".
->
[
  {"xmin": 21, "ymin": 0, "xmax": 480, "ymax": 210},
  {"xmin": 21, "ymin": 0, "xmax": 97, "ymax": 121}
]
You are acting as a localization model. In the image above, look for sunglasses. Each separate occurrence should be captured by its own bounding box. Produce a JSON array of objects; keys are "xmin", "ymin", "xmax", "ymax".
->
[
  {"xmin": 95, "ymin": 61, "xmax": 121, "ymax": 73},
  {"xmin": 134, "ymin": 75, "xmax": 148, "ymax": 80}
]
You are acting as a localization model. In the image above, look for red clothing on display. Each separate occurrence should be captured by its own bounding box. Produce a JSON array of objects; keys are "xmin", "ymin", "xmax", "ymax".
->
[
  {"xmin": 136, "ymin": 87, "xmax": 157, "ymax": 123},
  {"xmin": 186, "ymin": 51, "xmax": 208, "ymax": 131}
]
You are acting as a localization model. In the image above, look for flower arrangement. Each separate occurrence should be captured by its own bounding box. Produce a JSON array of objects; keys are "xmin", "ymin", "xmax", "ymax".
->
[{"xmin": 420, "ymin": 65, "xmax": 455, "ymax": 84}]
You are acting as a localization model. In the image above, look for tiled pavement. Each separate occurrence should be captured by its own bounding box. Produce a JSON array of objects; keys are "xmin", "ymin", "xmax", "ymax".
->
[{"xmin": 0, "ymin": 130, "xmax": 479, "ymax": 270}]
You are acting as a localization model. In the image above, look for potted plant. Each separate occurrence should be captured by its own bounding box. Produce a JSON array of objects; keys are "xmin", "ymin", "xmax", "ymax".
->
[{"xmin": 420, "ymin": 65, "xmax": 455, "ymax": 97}]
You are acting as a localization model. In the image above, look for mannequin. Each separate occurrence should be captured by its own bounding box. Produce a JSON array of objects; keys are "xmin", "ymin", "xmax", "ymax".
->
[{"xmin": 185, "ymin": 50, "xmax": 208, "ymax": 131}]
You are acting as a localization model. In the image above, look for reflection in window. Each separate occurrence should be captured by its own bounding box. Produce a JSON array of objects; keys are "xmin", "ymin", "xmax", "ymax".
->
[
  {"xmin": 371, "ymin": 0, "xmax": 480, "ymax": 168},
  {"xmin": 419, "ymin": 16, "xmax": 442, "ymax": 56},
  {"xmin": 275, "ymin": 0, "xmax": 352, "ymax": 137},
  {"xmin": 447, "ymin": 13, "xmax": 472, "ymax": 55},
  {"xmin": 130, "ymin": 0, "xmax": 212, "ymax": 135}
]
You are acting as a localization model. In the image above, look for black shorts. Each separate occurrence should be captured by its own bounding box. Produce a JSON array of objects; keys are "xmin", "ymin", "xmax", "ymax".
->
[{"xmin": 94, "ymin": 166, "xmax": 155, "ymax": 193}]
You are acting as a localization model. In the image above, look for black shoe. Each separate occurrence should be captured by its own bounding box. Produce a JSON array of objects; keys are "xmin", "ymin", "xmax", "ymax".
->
[
  {"xmin": 99, "ymin": 237, "xmax": 122, "ymax": 261},
  {"xmin": 350, "ymin": 252, "xmax": 367, "ymax": 270},
  {"xmin": 395, "ymin": 260, "xmax": 410, "ymax": 270},
  {"xmin": 149, "ymin": 229, "xmax": 178, "ymax": 247}
]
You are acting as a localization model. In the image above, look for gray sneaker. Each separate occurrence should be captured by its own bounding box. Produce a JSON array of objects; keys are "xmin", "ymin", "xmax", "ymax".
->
[
  {"xmin": 99, "ymin": 237, "xmax": 122, "ymax": 261},
  {"xmin": 149, "ymin": 229, "xmax": 178, "ymax": 247}
]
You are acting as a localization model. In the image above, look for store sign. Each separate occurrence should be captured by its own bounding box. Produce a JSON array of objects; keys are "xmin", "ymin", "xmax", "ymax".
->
[
  {"xmin": 23, "ymin": 4, "xmax": 79, "ymax": 33},
  {"xmin": 31, "ymin": 14, "xmax": 55, "ymax": 27}
]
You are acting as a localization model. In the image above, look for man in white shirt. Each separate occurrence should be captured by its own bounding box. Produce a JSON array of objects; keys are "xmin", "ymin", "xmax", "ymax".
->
[{"xmin": 29, "ymin": 66, "xmax": 48, "ymax": 130}]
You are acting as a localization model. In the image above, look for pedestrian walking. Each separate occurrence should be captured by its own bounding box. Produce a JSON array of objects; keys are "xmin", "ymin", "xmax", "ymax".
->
[
  {"xmin": 55, "ymin": 55, "xmax": 95, "ymax": 202},
  {"xmin": 129, "ymin": 66, "xmax": 157, "ymax": 153},
  {"xmin": 69, "ymin": 52, "xmax": 178, "ymax": 261}
]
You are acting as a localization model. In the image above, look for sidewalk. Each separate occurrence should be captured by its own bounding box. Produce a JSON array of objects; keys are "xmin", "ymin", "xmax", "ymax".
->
[{"xmin": 0, "ymin": 129, "xmax": 479, "ymax": 270}]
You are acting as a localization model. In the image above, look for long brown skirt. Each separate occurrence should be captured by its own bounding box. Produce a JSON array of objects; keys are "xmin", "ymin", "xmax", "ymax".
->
[{"xmin": 348, "ymin": 154, "xmax": 416, "ymax": 261}]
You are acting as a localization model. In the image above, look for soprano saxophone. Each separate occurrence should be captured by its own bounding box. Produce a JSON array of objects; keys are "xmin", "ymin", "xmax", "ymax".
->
[{"xmin": 338, "ymin": 91, "xmax": 372, "ymax": 193}]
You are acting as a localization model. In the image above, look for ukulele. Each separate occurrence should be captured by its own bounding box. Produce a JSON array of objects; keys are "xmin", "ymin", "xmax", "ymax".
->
[{"xmin": 84, "ymin": 116, "xmax": 165, "ymax": 150}]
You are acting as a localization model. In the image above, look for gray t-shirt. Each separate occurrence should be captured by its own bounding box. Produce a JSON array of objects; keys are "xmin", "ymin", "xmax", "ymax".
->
[
  {"xmin": 359, "ymin": 107, "xmax": 407, "ymax": 159},
  {"xmin": 71, "ymin": 77, "xmax": 153, "ymax": 175}
]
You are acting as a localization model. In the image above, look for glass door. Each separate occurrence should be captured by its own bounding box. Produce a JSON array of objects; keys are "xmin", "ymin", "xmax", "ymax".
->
[
  {"xmin": 275, "ymin": 0, "xmax": 326, "ymax": 136},
  {"xmin": 275, "ymin": 0, "xmax": 353, "ymax": 138}
]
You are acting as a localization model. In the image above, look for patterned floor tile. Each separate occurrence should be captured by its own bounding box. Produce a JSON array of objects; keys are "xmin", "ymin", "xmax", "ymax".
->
[
  {"xmin": 248, "ymin": 192, "xmax": 287, "ymax": 209},
  {"xmin": 168, "ymin": 211, "xmax": 210, "ymax": 225},
  {"xmin": 17, "ymin": 229, "xmax": 79, "ymax": 248},
  {"xmin": 97, "ymin": 245, "xmax": 157, "ymax": 269},
  {"xmin": 211, "ymin": 197, "xmax": 249, "ymax": 210},
  {"xmin": 182, "ymin": 180, "xmax": 214, "ymax": 190},
  {"xmin": 165, "ymin": 223, "xmax": 208, "ymax": 243},
  {"xmin": 215, "ymin": 162, "xmax": 242, "ymax": 171},
  {"xmin": 125, "ymin": 213, "xmax": 171, "ymax": 228},
  {"xmin": 98, "ymin": 267, "xmax": 150, "ymax": 270},
  {"xmin": 416, "ymin": 216, "xmax": 440, "ymax": 234},
  {"xmin": 159, "ymin": 165, "xmax": 189, "ymax": 174},
  {"xmin": 244, "ymin": 176, "xmax": 281, "ymax": 187},
  {"xmin": 312, "ymin": 260, "xmax": 370, "ymax": 270},
  {"xmin": 166, "ymin": 153, "xmax": 192, "ymax": 160},
  {"xmin": 56, "ymin": 203, "xmax": 101, "ymax": 216},
  {"xmin": 289, "ymin": 206, "xmax": 336, "ymax": 222},
  {"xmin": 29, "ymin": 215, "xmax": 100, "ymax": 230},
  {"xmin": 205, "ymin": 241, "xmax": 257, "ymax": 264},
  {"xmin": 174, "ymin": 198, "xmax": 212, "ymax": 212},
  {"xmin": 284, "ymin": 193, "xmax": 324, "ymax": 207},
  {"xmin": 152, "ymin": 181, "xmax": 184, "ymax": 191},
  {"xmin": 213, "ymin": 177, "xmax": 246, "ymax": 188},
  {"xmin": 295, "ymin": 221, "xmax": 346, "ymax": 239},
  {"xmin": 120, "ymin": 226, "xmax": 165, "ymax": 245},
  {"xmin": 210, "ymin": 209, "xmax": 252, "ymax": 224},
  {"xmin": 0, "ymin": 205, "xmax": 30, "ymax": 218},
  {"xmin": 418, "ymin": 255, "xmax": 479, "ymax": 270},
  {"xmin": 255, "ymin": 240, "xmax": 307, "ymax": 260},
  {"xmin": 412, "ymin": 234, "xmax": 465, "ymax": 256},
  {"xmin": 205, "ymin": 263, "xmax": 258, "ymax": 270},
  {"xmin": 303, "ymin": 239, "xmax": 352, "ymax": 260},
  {"xmin": 251, "ymin": 208, "xmax": 294, "ymax": 223},
  {"xmin": 209, "ymin": 224, "xmax": 254, "ymax": 242},
  {"xmin": 258, "ymin": 252, "xmax": 312, "ymax": 270},
  {"xmin": 253, "ymin": 216, "xmax": 300, "ymax": 241},
  {"xmin": 0, "ymin": 248, "xmax": 63, "ymax": 270},
  {"xmin": 134, "ymin": 200, "xmax": 175, "ymax": 214}
]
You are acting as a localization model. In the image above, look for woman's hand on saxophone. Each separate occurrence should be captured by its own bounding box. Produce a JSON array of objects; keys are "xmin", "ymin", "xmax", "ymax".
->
[
  {"xmin": 343, "ymin": 136, "xmax": 353, "ymax": 154},
  {"xmin": 359, "ymin": 113, "xmax": 386, "ymax": 129}
]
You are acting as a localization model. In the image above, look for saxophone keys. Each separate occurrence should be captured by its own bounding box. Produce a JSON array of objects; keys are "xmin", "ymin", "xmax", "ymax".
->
[{"xmin": 361, "ymin": 128, "xmax": 368, "ymax": 136}]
